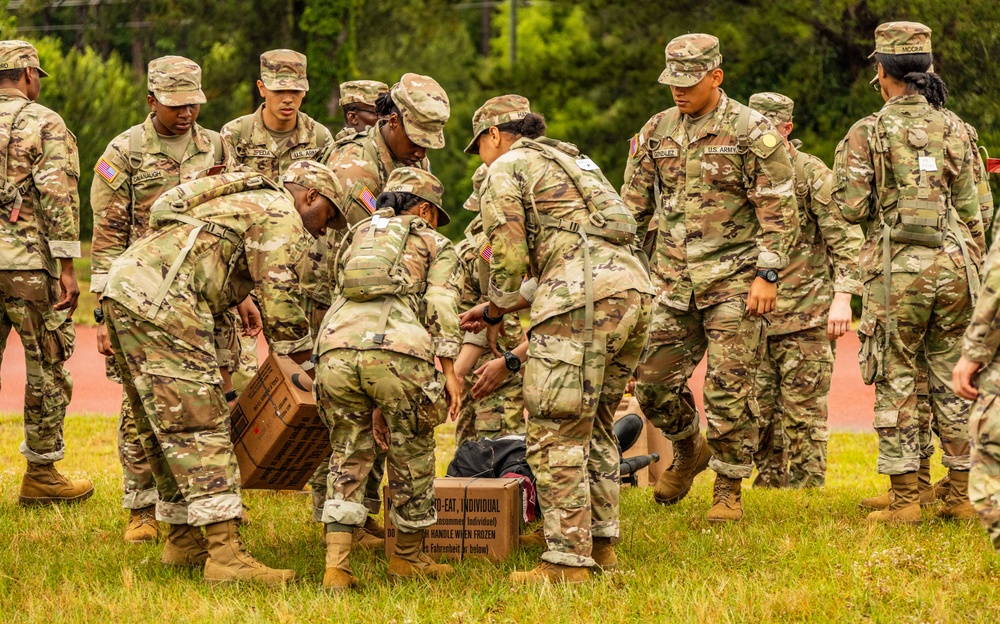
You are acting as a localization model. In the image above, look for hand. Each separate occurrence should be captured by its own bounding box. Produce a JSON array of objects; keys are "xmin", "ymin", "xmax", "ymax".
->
[
  {"xmin": 472, "ymin": 356, "xmax": 511, "ymax": 400},
  {"xmin": 827, "ymin": 292, "xmax": 853, "ymax": 341},
  {"xmin": 54, "ymin": 263, "xmax": 79, "ymax": 313},
  {"xmin": 746, "ymin": 277, "xmax": 777, "ymax": 316},
  {"xmin": 459, "ymin": 304, "xmax": 487, "ymax": 333},
  {"xmin": 444, "ymin": 371, "xmax": 463, "ymax": 421},
  {"xmin": 625, "ymin": 377, "xmax": 636, "ymax": 395},
  {"xmin": 372, "ymin": 407, "xmax": 389, "ymax": 452},
  {"xmin": 953, "ymin": 356, "xmax": 983, "ymax": 401},
  {"xmin": 237, "ymin": 296, "xmax": 262, "ymax": 337},
  {"xmin": 96, "ymin": 322, "xmax": 114, "ymax": 356},
  {"xmin": 487, "ymin": 322, "xmax": 506, "ymax": 357}
]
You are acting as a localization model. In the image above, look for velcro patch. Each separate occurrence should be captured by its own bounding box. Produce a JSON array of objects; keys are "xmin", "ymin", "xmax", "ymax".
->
[
  {"xmin": 651, "ymin": 149, "xmax": 679, "ymax": 159},
  {"xmin": 291, "ymin": 148, "xmax": 320, "ymax": 159},
  {"xmin": 95, "ymin": 158, "xmax": 119, "ymax": 184},
  {"xmin": 704, "ymin": 145, "xmax": 741, "ymax": 155},
  {"xmin": 246, "ymin": 148, "xmax": 275, "ymax": 158}
]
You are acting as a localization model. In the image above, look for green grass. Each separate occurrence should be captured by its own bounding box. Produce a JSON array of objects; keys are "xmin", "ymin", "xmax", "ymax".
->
[{"xmin": 1, "ymin": 413, "xmax": 998, "ymax": 623}]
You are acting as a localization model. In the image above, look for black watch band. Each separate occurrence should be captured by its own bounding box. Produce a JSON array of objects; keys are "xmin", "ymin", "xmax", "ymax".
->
[
  {"xmin": 503, "ymin": 351, "xmax": 521, "ymax": 373},
  {"xmin": 93, "ymin": 308, "xmax": 105, "ymax": 325},
  {"xmin": 225, "ymin": 389, "xmax": 238, "ymax": 402},
  {"xmin": 482, "ymin": 304, "xmax": 504, "ymax": 326},
  {"xmin": 755, "ymin": 268, "xmax": 779, "ymax": 284}
]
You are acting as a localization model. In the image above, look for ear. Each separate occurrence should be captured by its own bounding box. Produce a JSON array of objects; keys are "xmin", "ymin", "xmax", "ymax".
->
[
  {"xmin": 147, "ymin": 94, "xmax": 157, "ymax": 111},
  {"xmin": 256, "ymin": 80, "xmax": 266, "ymax": 97},
  {"xmin": 711, "ymin": 68, "xmax": 724, "ymax": 88},
  {"xmin": 307, "ymin": 187, "xmax": 320, "ymax": 205}
]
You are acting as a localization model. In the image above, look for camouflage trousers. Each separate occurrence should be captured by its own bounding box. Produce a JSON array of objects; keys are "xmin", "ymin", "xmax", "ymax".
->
[
  {"xmin": 454, "ymin": 352, "xmax": 526, "ymax": 449},
  {"xmin": 105, "ymin": 300, "xmax": 242, "ymax": 526},
  {"xmin": 858, "ymin": 254, "xmax": 974, "ymax": 475},
  {"xmin": 636, "ymin": 296, "xmax": 767, "ymax": 479},
  {"xmin": 0, "ymin": 270, "xmax": 74, "ymax": 465},
  {"xmin": 317, "ymin": 349, "xmax": 445, "ymax": 533},
  {"xmin": 526, "ymin": 291, "xmax": 651, "ymax": 568},
  {"xmin": 969, "ymin": 391, "xmax": 1000, "ymax": 553},
  {"xmin": 105, "ymin": 355, "xmax": 157, "ymax": 509},
  {"xmin": 754, "ymin": 325, "xmax": 834, "ymax": 488}
]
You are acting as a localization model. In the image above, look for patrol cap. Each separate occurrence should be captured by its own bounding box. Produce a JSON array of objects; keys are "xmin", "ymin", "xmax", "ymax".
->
[
  {"xmin": 464, "ymin": 94, "xmax": 531, "ymax": 155},
  {"xmin": 383, "ymin": 166, "xmax": 450, "ymax": 226},
  {"xmin": 340, "ymin": 80, "xmax": 388, "ymax": 108},
  {"xmin": 463, "ymin": 163, "xmax": 489, "ymax": 212},
  {"xmin": 148, "ymin": 56, "xmax": 206, "ymax": 106},
  {"xmin": 282, "ymin": 160, "xmax": 344, "ymax": 209},
  {"xmin": 870, "ymin": 21, "xmax": 932, "ymax": 58},
  {"xmin": 260, "ymin": 49, "xmax": 309, "ymax": 92},
  {"xmin": 390, "ymin": 73, "xmax": 450, "ymax": 149},
  {"xmin": 0, "ymin": 40, "xmax": 49, "ymax": 78},
  {"xmin": 748, "ymin": 92, "xmax": 794, "ymax": 124},
  {"xmin": 658, "ymin": 34, "xmax": 721, "ymax": 87}
]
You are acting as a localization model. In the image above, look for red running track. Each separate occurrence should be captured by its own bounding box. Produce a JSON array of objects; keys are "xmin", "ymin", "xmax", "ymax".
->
[{"xmin": 0, "ymin": 325, "xmax": 876, "ymax": 431}]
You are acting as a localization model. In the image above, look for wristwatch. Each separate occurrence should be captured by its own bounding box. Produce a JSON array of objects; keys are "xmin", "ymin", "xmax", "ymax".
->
[
  {"xmin": 482, "ymin": 304, "xmax": 505, "ymax": 326},
  {"xmin": 503, "ymin": 351, "xmax": 521, "ymax": 373},
  {"xmin": 93, "ymin": 308, "xmax": 105, "ymax": 325},
  {"xmin": 225, "ymin": 389, "xmax": 238, "ymax": 402},
  {"xmin": 755, "ymin": 268, "xmax": 779, "ymax": 284}
]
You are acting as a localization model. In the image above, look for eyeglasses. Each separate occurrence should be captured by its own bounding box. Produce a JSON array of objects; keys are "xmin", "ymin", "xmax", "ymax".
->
[{"xmin": 872, "ymin": 80, "xmax": 881, "ymax": 93}]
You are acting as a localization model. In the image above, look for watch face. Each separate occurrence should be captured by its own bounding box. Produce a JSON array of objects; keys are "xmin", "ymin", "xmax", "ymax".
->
[{"xmin": 766, "ymin": 269, "xmax": 778, "ymax": 283}]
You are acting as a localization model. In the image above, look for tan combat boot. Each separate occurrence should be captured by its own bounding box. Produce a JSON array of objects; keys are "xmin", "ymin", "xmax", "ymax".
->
[
  {"xmin": 518, "ymin": 526, "xmax": 546, "ymax": 547},
  {"xmin": 860, "ymin": 459, "xmax": 936, "ymax": 509},
  {"xmin": 591, "ymin": 537, "xmax": 617, "ymax": 572},
  {"xmin": 124, "ymin": 506, "xmax": 159, "ymax": 543},
  {"xmin": 509, "ymin": 561, "xmax": 591, "ymax": 584},
  {"xmin": 352, "ymin": 516, "xmax": 385, "ymax": 550},
  {"xmin": 706, "ymin": 475, "xmax": 743, "ymax": 523},
  {"xmin": 323, "ymin": 531, "xmax": 359, "ymax": 592},
  {"xmin": 202, "ymin": 519, "xmax": 296, "ymax": 586},
  {"xmin": 866, "ymin": 473, "xmax": 921, "ymax": 524},
  {"xmin": 653, "ymin": 432, "xmax": 711, "ymax": 506},
  {"xmin": 387, "ymin": 530, "xmax": 454, "ymax": 579},
  {"xmin": 18, "ymin": 461, "xmax": 94, "ymax": 506},
  {"xmin": 931, "ymin": 475, "xmax": 950, "ymax": 502},
  {"xmin": 161, "ymin": 523, "xmax": 210, "ymax": 567},
  {"xmin": 937, "ymin": 470, "xmax": 977, "ymax": 520}
]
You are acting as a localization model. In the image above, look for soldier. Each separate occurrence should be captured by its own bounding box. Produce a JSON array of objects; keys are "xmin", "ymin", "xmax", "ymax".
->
[
  {"xmin": 306, "ymin": 73, "xmax": 450, "ymax": 546},
  {"xmin": 0, "ymin": 40, "xmax": 91, "ymax": 506},
  {"xmin": 335, "ymin": 79, "xmax": 388, "ymax": 141},
  {"xmin": 620, "ymin": 34, "xmax": 798, "ymax": 522},
  {"xmin": 317, "ymin": 167, "xmax": 463, "ymax": 591},
  {"xmin": 452, "ymin": 163, "xmax": 527, "ymax": 448},
  {"xmin": 747, "ymin": 92, "xmax": 863, "ymax": 489},
  {"xmin": 466, "ymin": 94, "xmax": 653, "ymax": 583},
  {"xmin": 954, "ymin": 243, "xmax": 1000, "ymax": 553},
  {"xmin": 834, "ymin": 22, "xmax": 983, "ymax": 524},
  {"xmin": 102, "ymin": 161, "xmax": 343, "ymax": 586},
  {"xmin": 90, "ymin": 55, "xmax": 233, "ymax": 544},
  {"xmin": 221, "ymin": 49, "xmax": 333, "ymax": 389}
]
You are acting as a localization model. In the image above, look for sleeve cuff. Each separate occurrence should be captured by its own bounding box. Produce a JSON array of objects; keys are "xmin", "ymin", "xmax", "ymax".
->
[
  {"xmin": 834, "ymin": 278, "xmax": 863, "ymax": 296},
  {"xmin": 49, "ymin": 240, "xmax": 81, "ymax": 258},
  {"xmin": 963, "ymin": 341, "xmax": 995, "ymax": 365},
  {"xmin": 90, "ymin": 273, "xmax": 108, "ymax": 294},
  {"xmin": 463, "ymin": 330, "xmax": 489, "ymax": 348},
  {"xmin": 757, "ymin": 251, "xmax": 786, "ymax": 270},
  {"xmin": 270, "ymin": 334, "xmax": 313, "ymax": 356},
  {"xmin": 489, "ymin": 283, "xmax": 521, "ymax": 309},
  {"xmin": 519, "ymin": 278, "xmax": 538, "ymax": 304},
  {"xmin": 433, "ymin": 337, "xmax": 461, "ymax": 360}
]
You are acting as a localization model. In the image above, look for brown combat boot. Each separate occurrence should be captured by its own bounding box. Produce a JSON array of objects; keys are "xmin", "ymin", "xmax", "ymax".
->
[
  {"xmin": 518, "ymin": 526, "xmax": 546, "ymax": 548},
  {"xmin": 706, "ymin": 475, "xmax": 743, "ymax": 523},
  {"xmin": 860, "ymin": 459, "xmax": 936, "ymax": 509},
  {"xmin": 509, "ymin": 561, "xmax": 591, "ymax": 585},
  {"xmin": 124, "ymin": 506, "xmax": 159, "ymax": 543},
  {"xmin": 866, "ymin": 473, "xmax": 921, "ymax": 524},
  {"xmin": 323, "ymin": 531, "xmax": 359, "ymax": 592},
  {"xmin": 591, "ymin": 537, "xmax": 617, "ymax": 572},
  {"xmin": 388, "ymin": 530, "xmax": 454, "ymax": 580},
  {"xmin": 653, "ymin": 432, "xmax": 711, "ymax": 506},
  {"xmin": 931, "ymin": 475, "xmax": 950, "ymax": 502},
  {"xmin": 352, "ymin": 516, "xmax": 385, "ymax": 550},
  {"xmin": 937, "ymin": 470, "xmax": 977, "ymax": 521},
  {"xmin": 202, "ymin": 519, "xmax": 296, "ymax": 586},
  {"xmin": 18, "ymin": 461, "xmax": 94, "ymax": 506},
  {"xmin": 161, "ymin": 523, "xmax": 210, "ymax": 567}
]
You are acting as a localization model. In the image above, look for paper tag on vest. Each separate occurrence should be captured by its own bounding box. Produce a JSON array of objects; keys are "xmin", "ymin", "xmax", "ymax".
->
[
  {"xmin": 576, "ymin": 158, "xmax": 599, "ymax": 171},
  {"xmin": 371, "ymin": 215, "xmax": 389, "ymax": 229},
  {"xmin": 918, "ymin": 156, "xmax": 937, "ymax": 172}
]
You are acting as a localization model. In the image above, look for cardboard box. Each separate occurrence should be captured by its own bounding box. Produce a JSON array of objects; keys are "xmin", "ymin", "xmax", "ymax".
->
[
  {"xmin": 384, "ymin": 477, "xmax": 521, "ymax": 562},
  {"xmin": 230, "ymin": 353, "xmax": 330, "ymax": 490}
]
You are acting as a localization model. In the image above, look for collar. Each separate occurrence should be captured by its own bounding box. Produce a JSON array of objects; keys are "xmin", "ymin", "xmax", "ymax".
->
[
  {"xmin": 251, "ymin": 104, "xmax": 313, "ymax": 149},
  {"xmin": 667, "ymin": 90, "xmax": 731, "ymax": 145},
  {"xmin": 0, "ymin": 87, "xmax": 28, "ymax": 101},
  {"xmin": 142, "ymin": 114, "xmax": 212, "ymax": 161}
]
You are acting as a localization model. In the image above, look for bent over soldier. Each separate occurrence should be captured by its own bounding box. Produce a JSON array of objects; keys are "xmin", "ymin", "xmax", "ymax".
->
[{"xmin": 834, "ymin": 22, "xmax": 983, "ymax": 524}]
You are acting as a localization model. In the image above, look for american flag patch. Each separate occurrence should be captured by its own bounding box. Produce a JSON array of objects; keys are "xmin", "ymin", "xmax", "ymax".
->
[
  {"xmin": 359, "ymin": 187, "xmax": 377, "ymax": 213},
  {"xmin": 628, "ymin": 134, "xmax": 639, "ymax": 158},
  {"xmin": 480, "ymin": 242, "xmax": 492, "ymax": 262},
  {"xmin": 95, "ymin": 158, "xmax": 119, "ymax": 184}
]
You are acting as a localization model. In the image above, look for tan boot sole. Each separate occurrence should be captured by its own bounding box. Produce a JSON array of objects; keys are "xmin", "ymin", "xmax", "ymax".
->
[{"xmin": 18, "ymin": 487, "xmax": 94, "ymax": 506}]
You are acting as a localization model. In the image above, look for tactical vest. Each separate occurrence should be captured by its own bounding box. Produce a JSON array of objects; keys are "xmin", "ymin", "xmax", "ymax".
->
[
  {"xmin": 0, "ymin": 98, "xmax": 32, "ymax": 219},
  {"xmin": 144, "ymin": 171, "xmax": 278, "ymax": 317}
]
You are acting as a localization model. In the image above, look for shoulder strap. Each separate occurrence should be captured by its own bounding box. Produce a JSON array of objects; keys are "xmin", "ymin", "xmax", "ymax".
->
[
  {"xmin": 205, "ymin": 129, "xmax": 224, "ymax": 165},
  {"xmin": 0, "ymin": 99, "xmax": 33, "ymax": 213},
  {"xmin": 736, "ymin": 104, "xmax": 753, "ymax": 153},
  {"xmin": 128, "ymin": 124, "xmax": 144, "ymax": 169}
]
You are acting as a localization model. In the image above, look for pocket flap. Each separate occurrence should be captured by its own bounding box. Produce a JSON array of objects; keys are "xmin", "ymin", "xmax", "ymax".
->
[
  {"xmin": 528, "ymin": 334, "xmax": 584, "ymax": 367},
  {"xmin": 798, "ymin": 339, "xmax": 834, "ymax": 362},
  {"xmin": 549, "ymin": 446, "xmax": 586, "ymax": 467}
]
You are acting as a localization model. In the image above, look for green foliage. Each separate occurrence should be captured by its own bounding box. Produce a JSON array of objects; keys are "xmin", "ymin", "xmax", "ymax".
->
[
  {"xmin": 299, "ymin": 0, "xmax": 359, "ymax": 126},
  {"xmin": 32, "ymin": 38, "xmax": 145, "ymax": 240}
]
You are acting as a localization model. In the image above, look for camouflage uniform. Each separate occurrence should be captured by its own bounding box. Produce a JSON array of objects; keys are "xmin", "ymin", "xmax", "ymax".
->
[
  {"xmin": 334, "ymin": 80, "xmax": 387, "ymax": 142},
  {"xmin": 307, "ymin": 74, "xmax": 449, "ymax": 523},
  {"xmin": 474, "ymin": 95, "xmax": 654, "ymax": 567},
  {"xmin": 747, "ymin": 93, "xmax": 863, "ymax": 489},
  {"xmin": 621, "ymin": 36, "xmax": 797, "ymax": 482},
  {"xmin": 963, "ymin": 244, "xmax": 1000, "ymax": 551},
  {"xmin": 102, "ymin": 166, "xmax": 328, "ymax": 526},
  {"xmin": 833, "ymin": 25, "xmax": 983, "ymax": 478},
  {"xmin": 317, "ymin": 167, "xmax": 463, "ymax": 534},
  {"xmin": 91, "ymin": 56, "xmax": 224, "ymax": 511},
  {"xmin": 0, "ymin": 41, "xmax": 80, "ymax": 466},
  {"xmin": 221, "ymin": 49, "xmax": 333, "ymax": 389}
]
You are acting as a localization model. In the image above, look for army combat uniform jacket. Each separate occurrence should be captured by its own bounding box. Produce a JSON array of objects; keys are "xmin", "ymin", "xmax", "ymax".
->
[{"xmin": 221, "ymin": 105, "xmax": 332, "ymax": 181}]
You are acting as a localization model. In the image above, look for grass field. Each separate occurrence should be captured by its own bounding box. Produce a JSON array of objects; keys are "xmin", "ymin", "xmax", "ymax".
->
[{"xmin": 1, "ymin": 413, "xmax": 998, "ymax": 623}]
